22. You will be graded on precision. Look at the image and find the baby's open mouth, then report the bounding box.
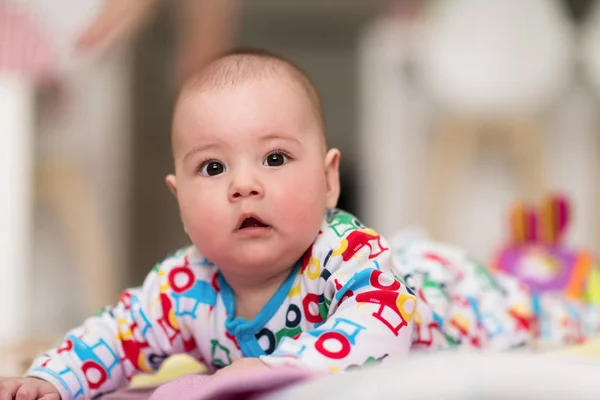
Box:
[238,217,269,229]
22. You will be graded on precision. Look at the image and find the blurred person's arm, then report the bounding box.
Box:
[76,0,160,55]
[176,0,240,81]
[76,0,240,82]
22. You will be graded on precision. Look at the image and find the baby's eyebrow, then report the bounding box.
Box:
[183,142,223,162]
[260,133,301,145]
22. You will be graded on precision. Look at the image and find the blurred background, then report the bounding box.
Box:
[2,0,600,370]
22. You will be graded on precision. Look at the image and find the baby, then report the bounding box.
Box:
[2,48,596,400]
[0,49,444,400]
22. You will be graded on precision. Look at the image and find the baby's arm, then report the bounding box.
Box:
[262,237,422,371]
[23,248,205,400]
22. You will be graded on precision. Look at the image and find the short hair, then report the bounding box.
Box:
[176,47,325,130]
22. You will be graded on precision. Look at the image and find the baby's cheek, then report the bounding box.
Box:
[274,174,325,224]
[180,193,227,241]
[186,216,228,264]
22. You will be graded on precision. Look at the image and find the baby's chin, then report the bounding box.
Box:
[209,244,300,276]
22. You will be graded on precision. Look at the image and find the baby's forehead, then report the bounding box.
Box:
[173,52,326,149]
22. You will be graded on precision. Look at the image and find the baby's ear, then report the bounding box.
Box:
[165,174,178,197]
[324,149,341,209]
[165,174,189,234]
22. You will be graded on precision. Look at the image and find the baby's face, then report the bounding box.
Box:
[168,75,339,280]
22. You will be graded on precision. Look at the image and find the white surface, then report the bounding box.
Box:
[0,77,34,342]
[263,352,600,399]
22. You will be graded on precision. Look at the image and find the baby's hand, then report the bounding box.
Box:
[0,377,59,400]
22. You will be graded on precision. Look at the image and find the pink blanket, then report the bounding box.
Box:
[102,366,317,400]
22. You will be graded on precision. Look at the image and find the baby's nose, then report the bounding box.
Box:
[231,187,261,199]
[229,172,264,200]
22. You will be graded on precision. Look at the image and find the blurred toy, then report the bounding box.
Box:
[494,194,600,307]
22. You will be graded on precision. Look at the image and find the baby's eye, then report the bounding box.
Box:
[263,152,289,167]
[199,161,226,176]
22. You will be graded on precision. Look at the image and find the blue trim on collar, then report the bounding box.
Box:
[219,261,301,357]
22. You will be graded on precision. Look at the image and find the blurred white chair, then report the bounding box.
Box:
[418,0,575,252]
[0,0,126,374]
[357,0,432,237]
[0,3,57,373]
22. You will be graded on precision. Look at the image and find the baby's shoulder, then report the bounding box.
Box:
[308,209,390,270]
[318,209,373,242]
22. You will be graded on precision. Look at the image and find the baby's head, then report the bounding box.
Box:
[166,48,340,284]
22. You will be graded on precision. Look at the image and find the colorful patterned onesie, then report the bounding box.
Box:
[25,210,598,399]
